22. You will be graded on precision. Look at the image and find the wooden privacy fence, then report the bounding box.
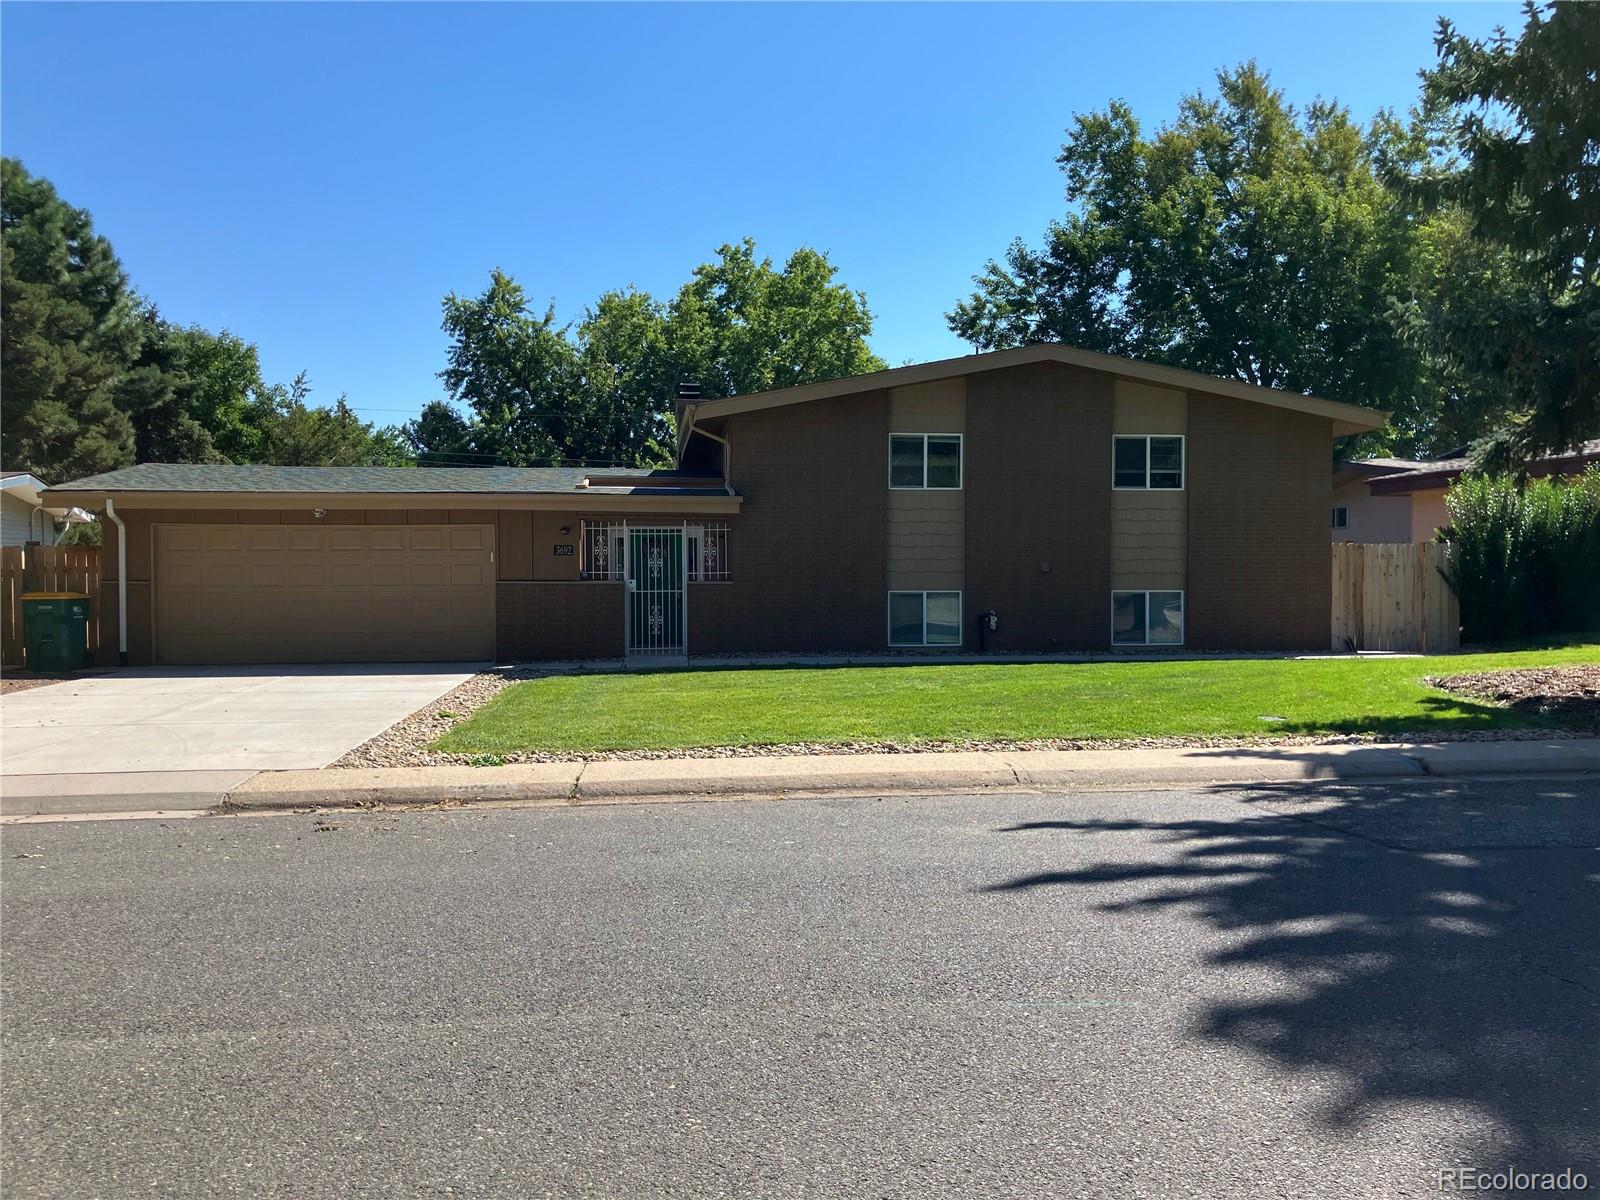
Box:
[1332,542,1459,653]
[1,544,103,668]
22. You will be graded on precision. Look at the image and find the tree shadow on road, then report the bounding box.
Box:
[981,779,1600,1175]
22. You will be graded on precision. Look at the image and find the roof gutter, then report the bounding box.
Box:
[104,498,128,666]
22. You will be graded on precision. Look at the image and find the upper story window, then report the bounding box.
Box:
[890,434,963,490]
[1332,506,1349,529]
[1113,435,1184,490]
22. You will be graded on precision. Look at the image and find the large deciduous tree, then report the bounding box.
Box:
[947,66,1523,457]
[1408,0,1599,469]
[121,307,266,464]
[438,268,587,466]
[664,238,885,398]
[437,240,885,468]
[1,157,140,480]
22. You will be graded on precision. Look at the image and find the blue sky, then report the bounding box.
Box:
[3,2,1521,429]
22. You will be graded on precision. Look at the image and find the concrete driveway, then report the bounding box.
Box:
[0,664,480,813]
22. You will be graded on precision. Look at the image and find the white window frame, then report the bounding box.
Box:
[1111,589,1185,646]
[1112,434,1185,491]
[888,433,964,491]
[1332,506,1349,529]
[887,590,964,647]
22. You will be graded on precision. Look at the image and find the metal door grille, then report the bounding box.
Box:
[625,527,686,656]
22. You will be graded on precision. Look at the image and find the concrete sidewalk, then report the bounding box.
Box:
[207,738,1600,815]
[3,739,1594,822]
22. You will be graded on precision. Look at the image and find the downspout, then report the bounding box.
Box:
[104,498,128,666]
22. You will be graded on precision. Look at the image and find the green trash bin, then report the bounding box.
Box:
[21,592,91,672]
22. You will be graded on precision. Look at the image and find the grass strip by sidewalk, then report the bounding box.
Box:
[432,642,1600,755]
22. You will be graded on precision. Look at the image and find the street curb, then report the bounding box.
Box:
[214,740,1600,814]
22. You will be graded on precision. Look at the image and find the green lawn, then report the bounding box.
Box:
[433,642,1600,755]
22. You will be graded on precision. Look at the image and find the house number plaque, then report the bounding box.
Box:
[553,544,574,556]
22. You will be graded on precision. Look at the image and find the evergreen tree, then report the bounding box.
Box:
[1,157,140,480]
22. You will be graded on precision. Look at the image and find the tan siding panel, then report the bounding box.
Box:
[887,489,964,590]
[1113,380,1187,433]
[889,378,966,432]
[1110,491,1186,589]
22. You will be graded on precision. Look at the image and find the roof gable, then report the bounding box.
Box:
[682,343,1387,438]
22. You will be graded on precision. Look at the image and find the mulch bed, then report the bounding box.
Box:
[1430,665,1600,734]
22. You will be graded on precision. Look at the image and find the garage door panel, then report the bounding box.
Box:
[410,562,448,587]
[165,562,206,589]
[368,564,410,588]
[156,523,494,664]
[205,563,249,588]
[243,528,285,552]
[325,562,370,587]
[164,527,204,553]
[449,526,489,551]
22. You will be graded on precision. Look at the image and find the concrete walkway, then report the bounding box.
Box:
[5,733,1594,823]
[0,664,481,814]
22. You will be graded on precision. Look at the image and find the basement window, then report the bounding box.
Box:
[1112,591,1184,646]
[888,591,963,647]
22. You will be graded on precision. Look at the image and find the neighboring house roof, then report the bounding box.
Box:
[42,463,741,512]
[1,470,94,523]
[680,342,1390,441]
[1366,439,1600,496]
[1331,457,1430,488]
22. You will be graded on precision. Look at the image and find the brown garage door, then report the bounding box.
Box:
[155,523,495,664]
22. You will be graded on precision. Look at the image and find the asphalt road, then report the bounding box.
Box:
[3,780,1597,1199]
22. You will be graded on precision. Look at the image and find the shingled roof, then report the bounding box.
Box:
[44,463,728,498]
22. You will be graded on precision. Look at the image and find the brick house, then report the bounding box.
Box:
[46,344,1384,666]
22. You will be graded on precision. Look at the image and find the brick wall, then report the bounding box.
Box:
[964,362,1114,651]
[688,392,889,653]
[1187,393,1331,650]
[496,581,623,660]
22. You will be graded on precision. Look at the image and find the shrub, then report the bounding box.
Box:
[1443,467,1600,642]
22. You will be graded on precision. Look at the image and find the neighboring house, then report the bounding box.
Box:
[0,470,93,546]
[45,343,1384,666]
[1333,440,1600,544]
[1330,458,1426,544]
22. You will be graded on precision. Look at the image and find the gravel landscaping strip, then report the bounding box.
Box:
[332,663,1589,769]
[0,671,106,695]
